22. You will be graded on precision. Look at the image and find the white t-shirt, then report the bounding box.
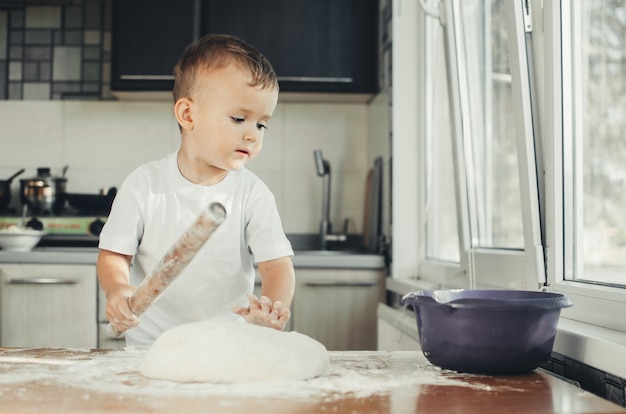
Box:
[98,152,293,349]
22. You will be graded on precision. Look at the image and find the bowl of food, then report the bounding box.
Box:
[401,289,573,375]
[0,225,46,252]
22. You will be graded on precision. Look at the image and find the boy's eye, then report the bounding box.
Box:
[231,116,268,130]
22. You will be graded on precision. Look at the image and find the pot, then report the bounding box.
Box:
[0,169,25,212]
[66,187,117,215]
[20,167,68,214]
[401,289,573,375]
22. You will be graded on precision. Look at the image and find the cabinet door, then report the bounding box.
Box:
[111,0,199,91]
[0,264,97,348]
[203,0,378,94]
[293,269,384,350]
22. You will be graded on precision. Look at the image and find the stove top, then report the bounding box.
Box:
[0,216,104,248]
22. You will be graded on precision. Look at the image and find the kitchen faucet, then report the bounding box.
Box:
[313,149,347,250]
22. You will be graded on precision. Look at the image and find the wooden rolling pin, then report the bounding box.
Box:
[108,202,227,338]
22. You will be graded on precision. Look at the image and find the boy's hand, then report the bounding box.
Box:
[106,284,140,334]
[232,293,291,331]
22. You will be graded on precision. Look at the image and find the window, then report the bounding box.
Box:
[407,1,626,334]
[424,0,459,264]
[552,0,626,332]
[458,0,524,250]
[563,0,626,287]
[424,0,545,289]
[398,0,626,375]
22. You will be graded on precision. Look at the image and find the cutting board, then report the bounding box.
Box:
[363,157,383,253]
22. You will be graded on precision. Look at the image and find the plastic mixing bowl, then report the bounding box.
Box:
[401,289,573,375]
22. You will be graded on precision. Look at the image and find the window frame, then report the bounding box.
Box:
[424,0,546,290]
[545,0,626,333]
[416,0,465,286]
[397,0,626,335]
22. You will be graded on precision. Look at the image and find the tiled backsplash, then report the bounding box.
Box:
[0,0,111,100]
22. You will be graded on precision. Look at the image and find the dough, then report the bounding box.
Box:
[140,320,330,383]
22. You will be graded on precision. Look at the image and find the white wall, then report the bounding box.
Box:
[0,99,379,235]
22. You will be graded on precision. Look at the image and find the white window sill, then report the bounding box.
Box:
[555,318,626,379]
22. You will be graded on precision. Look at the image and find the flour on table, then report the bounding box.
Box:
[140,320,330,383]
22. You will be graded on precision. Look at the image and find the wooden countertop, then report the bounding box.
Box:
[0,347,624,414]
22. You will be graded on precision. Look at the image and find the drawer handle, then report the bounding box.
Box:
[277,76,353,83]
[9,278,79,285]
[304,280,378,287]
[121,75,354,83]
[120,75,175,80]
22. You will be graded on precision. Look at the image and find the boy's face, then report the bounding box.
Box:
[176,64,278,177]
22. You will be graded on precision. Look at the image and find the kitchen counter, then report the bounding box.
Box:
[0,347,624,414]
[0,247,99,264]
[0,247,386,269]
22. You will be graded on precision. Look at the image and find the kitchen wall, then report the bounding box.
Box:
[0,99,382,235]
[0,0,390,236]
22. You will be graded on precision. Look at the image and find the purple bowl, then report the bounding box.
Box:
[401,289,573,375]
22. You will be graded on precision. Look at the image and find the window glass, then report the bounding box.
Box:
[459,0,524,249]
[426,10,460,262]
[564,0,626,286]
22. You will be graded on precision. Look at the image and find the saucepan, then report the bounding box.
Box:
[401,289,573,375]
[20,167,68,214]
[0,169,25,212]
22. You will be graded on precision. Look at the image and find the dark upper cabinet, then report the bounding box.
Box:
[203,0,378,94]
[111,0,378,95]
[110,0,199,92]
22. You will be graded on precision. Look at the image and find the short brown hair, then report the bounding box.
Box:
[173,33,278,102]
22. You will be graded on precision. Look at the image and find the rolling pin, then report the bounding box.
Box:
[107,202,227,338]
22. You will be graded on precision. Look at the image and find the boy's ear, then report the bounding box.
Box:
[174,98,194,130]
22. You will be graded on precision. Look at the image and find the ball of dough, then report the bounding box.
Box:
[140,320,330,383]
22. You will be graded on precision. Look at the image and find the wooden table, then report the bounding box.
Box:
[0,347,624,413]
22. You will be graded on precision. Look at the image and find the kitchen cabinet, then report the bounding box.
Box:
[376,302,421,351]
[97,286,126,349]
[98,324,125,350]
[97,279,279,350]
[203,0,378,94]
[253,275,294,332]
[111,0,378,95]
[110,0,200,92]
[0,264,97,348]
[292,268,385,351]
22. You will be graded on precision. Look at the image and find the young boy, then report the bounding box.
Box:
[97,34,295,349]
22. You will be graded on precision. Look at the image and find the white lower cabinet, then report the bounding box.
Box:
[0,264,97,348]
[376,303,421,351]
[292,269,385,351]
[98,323,126,349]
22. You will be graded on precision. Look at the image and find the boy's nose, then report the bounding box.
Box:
[244,129,259,142]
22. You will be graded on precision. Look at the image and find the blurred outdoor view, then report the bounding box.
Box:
[570,0,626,286]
